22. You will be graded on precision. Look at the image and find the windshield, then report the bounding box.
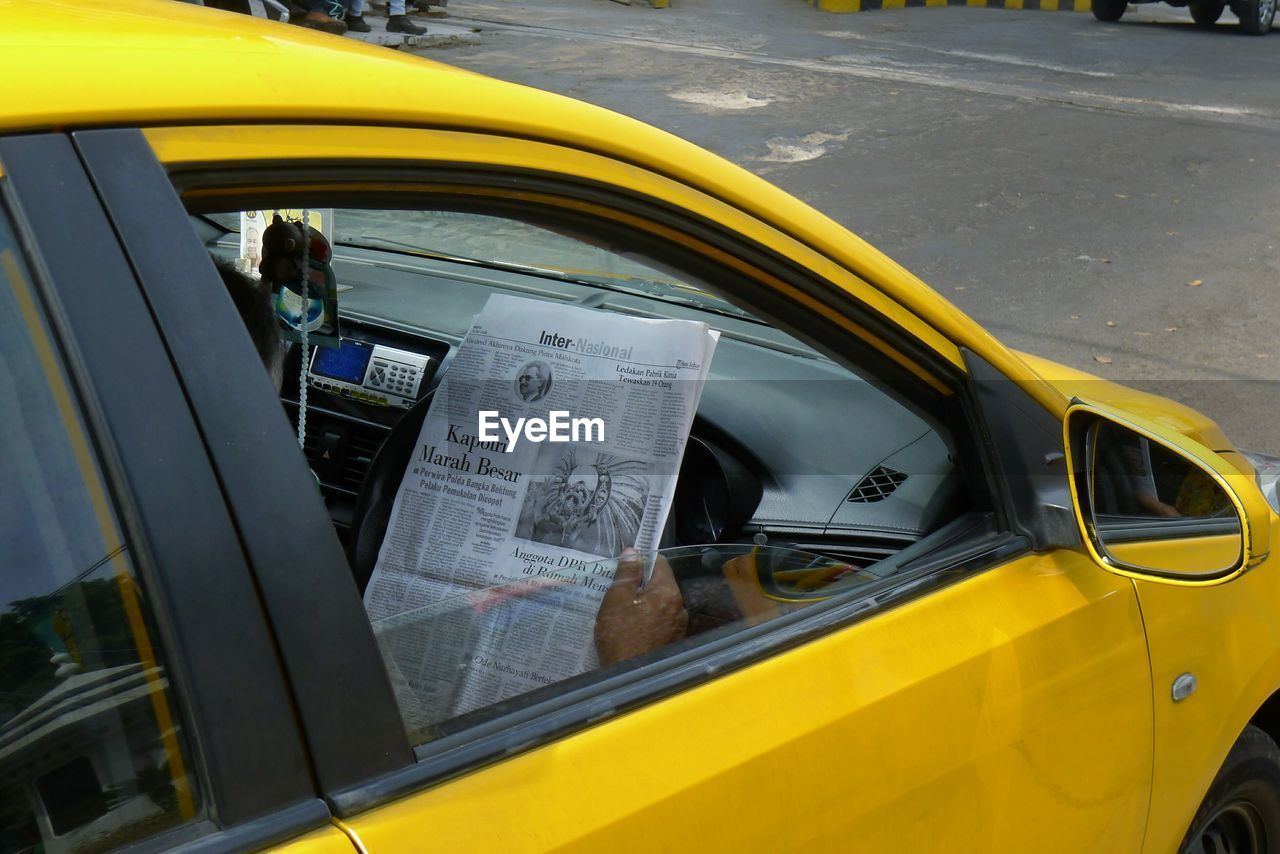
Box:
[206,208,757,321]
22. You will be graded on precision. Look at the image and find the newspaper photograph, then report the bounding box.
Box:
[365,294,718,730]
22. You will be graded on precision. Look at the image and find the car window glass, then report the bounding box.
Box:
[0,206,201,853]
[203,204,967,748]
[373,543,899,744]
[208,208,759,323]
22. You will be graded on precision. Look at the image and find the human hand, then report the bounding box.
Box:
[1137,491,1181,519]
[595,548,688,665]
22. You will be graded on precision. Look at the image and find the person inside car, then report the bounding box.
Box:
[216,258,284,389]
[594,548,688,664]
[216,238,689,669]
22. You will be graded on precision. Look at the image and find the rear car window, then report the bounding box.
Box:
[0,205,202,854]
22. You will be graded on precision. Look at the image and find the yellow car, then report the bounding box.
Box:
[3,2,1280,853]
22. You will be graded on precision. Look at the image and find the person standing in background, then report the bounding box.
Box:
[299,0,350,33]
[346,0,426,34]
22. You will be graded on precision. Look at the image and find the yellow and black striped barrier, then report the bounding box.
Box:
[810,0,1091,10]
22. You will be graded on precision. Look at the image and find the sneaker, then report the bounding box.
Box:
[386,13,426,33]
[345,13,372,31]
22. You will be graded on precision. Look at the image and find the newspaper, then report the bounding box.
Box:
[365,294,718,730]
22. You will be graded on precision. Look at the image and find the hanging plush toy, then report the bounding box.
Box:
[260,214,341,349]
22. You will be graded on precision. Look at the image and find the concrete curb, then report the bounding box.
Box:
[345,18,480,47]
[810,0,1091,11]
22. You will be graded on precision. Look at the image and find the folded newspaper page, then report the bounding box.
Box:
[365,294,718,731]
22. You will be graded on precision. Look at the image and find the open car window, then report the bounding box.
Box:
[198,203,973,747]
[209,208,761,323]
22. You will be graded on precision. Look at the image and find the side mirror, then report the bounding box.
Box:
[1065,402,1271,583]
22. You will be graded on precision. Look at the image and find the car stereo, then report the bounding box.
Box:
[308,338,434,409]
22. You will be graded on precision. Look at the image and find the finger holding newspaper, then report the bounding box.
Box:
[595,548,689,665]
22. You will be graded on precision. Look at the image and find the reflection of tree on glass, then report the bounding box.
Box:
[514,360,552,403]
[0,577,144,724]
[0,212,200,851]
[0,573,194,851]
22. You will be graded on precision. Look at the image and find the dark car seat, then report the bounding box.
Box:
[348,390,434,594]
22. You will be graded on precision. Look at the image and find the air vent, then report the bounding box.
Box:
[848,466,907,503]
[341,430,381,492]
[300,414,389,496]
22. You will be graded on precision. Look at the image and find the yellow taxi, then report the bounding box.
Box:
[3,2,1280,852]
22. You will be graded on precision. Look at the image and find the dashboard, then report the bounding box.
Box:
[308,338,434,409]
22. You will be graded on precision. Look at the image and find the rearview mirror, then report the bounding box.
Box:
[1065,402,1269,583]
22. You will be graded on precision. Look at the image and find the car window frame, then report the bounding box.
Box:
[0,133,331,850]
[106,122,1064,818]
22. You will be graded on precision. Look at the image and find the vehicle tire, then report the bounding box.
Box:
[1237,0,1276,34]
[1191,0,1226,23]
[1181,725,1280,854]
[1092,0,1127,20]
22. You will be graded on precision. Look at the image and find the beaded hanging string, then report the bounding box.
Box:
[296,209,311,450]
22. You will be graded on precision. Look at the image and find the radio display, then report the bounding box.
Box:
[311,339,373,385]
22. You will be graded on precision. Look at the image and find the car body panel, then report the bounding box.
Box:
[129,106,1264,854]
[346,550,1152,852]
[1133,546,1280,854]
[1016,350,1235,453]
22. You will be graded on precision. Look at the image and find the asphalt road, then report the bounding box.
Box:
[416,0,1280,453]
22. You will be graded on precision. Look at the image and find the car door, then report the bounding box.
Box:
[81,123,1155,852]
[0,135,355,853]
